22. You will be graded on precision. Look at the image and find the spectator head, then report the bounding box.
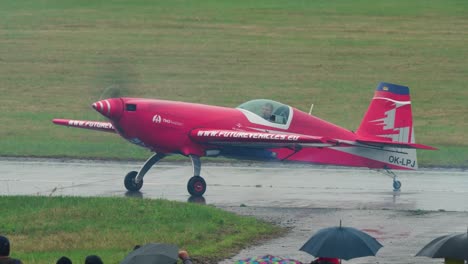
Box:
[0,235,10,257]
[85,255,103,264]
[56,256,72,264]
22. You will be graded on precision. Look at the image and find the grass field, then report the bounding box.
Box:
[0,0,467,166]
[0,196,283,264]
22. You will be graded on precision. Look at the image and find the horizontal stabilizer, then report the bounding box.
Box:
[52,119,116,133]
[356,137,437,150]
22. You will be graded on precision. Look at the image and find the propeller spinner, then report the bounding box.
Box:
[92,98,123,120]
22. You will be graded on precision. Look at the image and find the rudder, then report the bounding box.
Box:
[356,82,415,144]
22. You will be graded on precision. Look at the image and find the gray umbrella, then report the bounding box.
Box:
[299,221,383,260]
[120,243,179,264]
[416,230,468,260]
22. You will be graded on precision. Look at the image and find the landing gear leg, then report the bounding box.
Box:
[187,155,206,197]
[386,168,402,191]
[124,153,166,192]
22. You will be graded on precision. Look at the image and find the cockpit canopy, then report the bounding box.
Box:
[237,99,291,125]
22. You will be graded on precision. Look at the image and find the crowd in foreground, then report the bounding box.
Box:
[0,235,193,264]
[2,234,466,264]
[0,234,345,264]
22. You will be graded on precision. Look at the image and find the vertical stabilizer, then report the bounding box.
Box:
[356,82,415,144]
[354,82,420,169]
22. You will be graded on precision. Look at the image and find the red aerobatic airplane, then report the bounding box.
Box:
[53,82,436,197]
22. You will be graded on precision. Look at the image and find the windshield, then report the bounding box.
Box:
[237,99,290,125]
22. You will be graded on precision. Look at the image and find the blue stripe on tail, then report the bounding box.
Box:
[377,82,409,95]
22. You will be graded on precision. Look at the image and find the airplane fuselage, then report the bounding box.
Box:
[53,82,436,196]
[109,98,412,170]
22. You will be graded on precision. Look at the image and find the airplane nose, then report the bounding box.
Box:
[92,98,123,120]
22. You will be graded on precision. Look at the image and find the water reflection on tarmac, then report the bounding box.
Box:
[1,158,468,264]
[1,158,467,212]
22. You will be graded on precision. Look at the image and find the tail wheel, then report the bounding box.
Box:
[393,180,402,191]
[187,176,206,197]
[124,171,143,192]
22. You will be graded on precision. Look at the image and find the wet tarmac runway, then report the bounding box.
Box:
[1,158,467,212]
[2,158,468,264]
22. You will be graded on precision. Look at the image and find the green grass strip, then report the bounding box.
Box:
[0,196,284,264]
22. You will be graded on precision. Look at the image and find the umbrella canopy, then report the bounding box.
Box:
[120,243,179,264]
[235,254,303,264]
[416,231,468,260]
[300,222,383,260]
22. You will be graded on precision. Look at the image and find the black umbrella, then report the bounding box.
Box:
[416,229,468,260]
[120,243,179,264]
[300,221,383,261]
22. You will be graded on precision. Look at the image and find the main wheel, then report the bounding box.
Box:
[393,180,402,191]
[187,176,206,197]
[124,171,143,192]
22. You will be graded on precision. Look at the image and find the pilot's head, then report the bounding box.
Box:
[261,103,273,119]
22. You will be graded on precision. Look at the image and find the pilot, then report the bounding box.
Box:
[261,102,274,120]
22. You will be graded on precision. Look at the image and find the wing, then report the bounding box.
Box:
[189,129,338,148]
[189,129,436,151]
[52,119,116,133]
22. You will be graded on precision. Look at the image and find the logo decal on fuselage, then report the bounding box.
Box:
[197,130,300,141]
[152,114,183,126]
[152,115,162,123]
